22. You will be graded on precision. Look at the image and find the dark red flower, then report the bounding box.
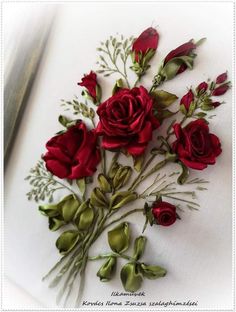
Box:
[216,72,227,84]
[212,84,229,96]
[212,101,221,108]
[164,40,196,74]
[78,71,100,102]
[172,119,222,170]
[196,82,208,94]
[132,27,159,62]
[96,86,160,156]
[43,122,100,179]
[152,201,177,226]
[180,89,194,111]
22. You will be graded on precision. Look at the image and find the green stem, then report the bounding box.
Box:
[130,159,169,191]
[162,194,200,207]
[102,208,144,232]
[88,252,136,262]
[101,149,106,175]
[108,151,120,176]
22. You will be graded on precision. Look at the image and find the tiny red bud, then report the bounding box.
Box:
[180,89,194,110]
[212,84,229,96]
[212,101,221,108]
[216,72,227,84]
[196,82,208,94]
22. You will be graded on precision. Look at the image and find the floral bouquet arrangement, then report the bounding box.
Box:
[26,26,231,307]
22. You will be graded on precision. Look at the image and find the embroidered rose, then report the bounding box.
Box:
[96,86,160,156]
[152,201,177,226]
[172,119,222,170]
[43,122,100,179]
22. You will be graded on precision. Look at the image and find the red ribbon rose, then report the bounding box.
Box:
[180,89,194,111]
[172,119,222,170]
[152,201,177,226]
[43,122,100,179]
[96,86,160,156]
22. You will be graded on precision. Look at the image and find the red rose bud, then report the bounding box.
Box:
[196,82,208,94]
[132,27,159,62]
[212,101,221,108]
[172,119,222,170]
[78,71,101,103]
[216,72,227,84]
[212,83,229,96]
[164,40,196,74]
[152,201,177,226]
[180,89,194,111]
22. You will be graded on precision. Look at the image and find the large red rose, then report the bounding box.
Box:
[152,201,177,226]
[172,119,222,170]
[96,86,160,156]
[43,122,100,179]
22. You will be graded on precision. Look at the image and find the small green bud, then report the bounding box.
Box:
[98,174,112,193]
[90,187,109,208]
[140,263,167,279]
[113,166,132,190]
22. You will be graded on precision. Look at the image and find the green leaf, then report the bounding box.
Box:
[58,115,70,128]
[177,162,190,185]
[97,256,117,282]
[195,112,207,118]
[132,236,147,261]
[120,263,143,292]
[61,195,80,222]
[90,187,108,208]
[76,178,86,197]
[151,90,178,108]
[133,154,144,172]
[39,203,59,217]
[195,37,206,47]
[179,104,187,115]
[187,101,196,117]
[55,230,81,255]
[140,263,167,279]
[49,217,66,231]
[98,174,112,193]
[76,205,94,231]
[108,222,130,253]
[112,78,124,95]
[110,191,137,210]
[113,166,132,190]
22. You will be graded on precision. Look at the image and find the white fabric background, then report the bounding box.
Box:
[4,1,233,310]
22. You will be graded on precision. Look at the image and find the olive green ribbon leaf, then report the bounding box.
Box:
[113,166,132,190]
[200,97,214,111]
[55,230,81,255]
[132,154,145,172]
[108,161,121,179]
[130,49,156,77]
[132,236,147,261]
[187,101,197,117]
[76,178,86,198]
[112,78,124,95]
[39,194,80,224]
[90,187,109,208]
[61,195,80,223]
[97,174,112,193]
[151,90,178,109]
[97,256,117,282]
[140,263,167,279]
[177,161,190,185]
[120,263,143,292]
[49,216,66,231]
[108,222,130,253]
[110,191,137,210]
[73,200,94,230]
[142,202,154,233]
[159,55,195,81]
